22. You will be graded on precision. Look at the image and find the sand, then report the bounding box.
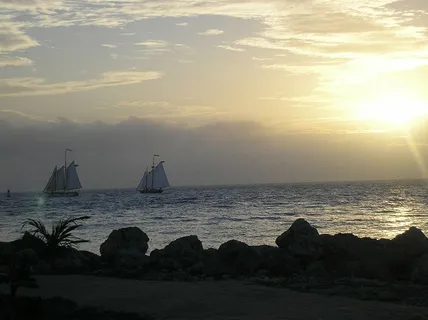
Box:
[17,275,428,320]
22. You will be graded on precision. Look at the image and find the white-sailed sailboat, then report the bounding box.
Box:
[137,154,170,193]
[43,149,82,197]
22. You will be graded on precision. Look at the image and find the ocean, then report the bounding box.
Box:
[1,180,428,254]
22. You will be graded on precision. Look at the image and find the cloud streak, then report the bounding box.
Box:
[0,55,33,67]
[0,22,39,53]
[0,71,163,97]
[198,29,224,36]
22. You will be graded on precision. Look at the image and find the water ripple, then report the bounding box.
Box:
[1,180,428,253]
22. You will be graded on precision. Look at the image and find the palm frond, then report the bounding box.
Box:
[21,215,90,253]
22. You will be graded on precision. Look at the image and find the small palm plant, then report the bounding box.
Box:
[22,216,90,257]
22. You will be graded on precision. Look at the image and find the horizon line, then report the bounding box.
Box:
[4,177,428,194]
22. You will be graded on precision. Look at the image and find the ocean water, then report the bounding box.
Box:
[1,180,428,254]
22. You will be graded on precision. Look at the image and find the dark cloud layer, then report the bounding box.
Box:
[0,116,426,192]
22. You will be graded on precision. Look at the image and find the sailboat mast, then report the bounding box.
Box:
[152,154,159,190]
[54,166,57,194]
[65,148,72,191]
[64,149,67,190]
[145,167,148,190]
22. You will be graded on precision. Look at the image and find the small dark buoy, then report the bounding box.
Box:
[6,189,11,198]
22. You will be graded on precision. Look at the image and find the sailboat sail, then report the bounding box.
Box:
[44,166,57,192]
[153,162,169,188]
[137,170,148,190]
[66,161,82,190]
[56,166,66,190]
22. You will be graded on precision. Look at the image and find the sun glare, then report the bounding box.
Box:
[355,95,428,127]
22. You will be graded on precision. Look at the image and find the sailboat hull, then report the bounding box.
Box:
[45,191,79,197]
[139,189,163,194]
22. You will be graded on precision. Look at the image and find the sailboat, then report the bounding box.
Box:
[136,154,170,193]
[43,149,82,197]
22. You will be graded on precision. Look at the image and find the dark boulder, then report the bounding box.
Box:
[199,248,224,277]
[80,250,102,270]
[392,227,428,256]
[51,248,95,274]
[320,233,393,279]
[0,233,46,264]
[218,240,262,276]
[253,245,299,276]
[162,235,203,267]
[319,232,425,281]
[411,254,428,284]
[100,227,149,268]
[276,218,321,263]
[150,235,204,271]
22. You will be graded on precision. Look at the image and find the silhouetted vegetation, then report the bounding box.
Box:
[21,216,90,256]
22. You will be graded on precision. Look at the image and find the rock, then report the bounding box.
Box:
[151,235,204,270]
[100,227,149,268]
[305,261,327,277]
[392,227,428,256]
[320,233,395,280]
[188,262,205,275]
[408,314,428,320]
[276,218,321,263]
[0,241,17,256]
[411,254,428,284]
[16,248,38,265]
[200,248,224,277]
[33,260,52,274]
[253,245,299,276]
[53,248,85,273]
[80,250,102,270]
[218,240,262,276]
[163,235,203,256]
[50,248,100,274]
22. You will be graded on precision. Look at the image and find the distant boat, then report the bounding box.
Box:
[136,154,170,194]
[6,189,10,198]
[43,149,82,197]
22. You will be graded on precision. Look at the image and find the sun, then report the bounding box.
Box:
[355,94,428,127]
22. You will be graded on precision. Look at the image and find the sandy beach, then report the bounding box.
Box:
[17,275,428,320]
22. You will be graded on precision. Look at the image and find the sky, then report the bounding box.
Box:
[1,0,428,191]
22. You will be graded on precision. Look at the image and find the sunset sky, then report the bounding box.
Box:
[1,0,428,190]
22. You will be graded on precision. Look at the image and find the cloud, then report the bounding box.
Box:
[217,45,245,52]
[134,40,168,48]
[101,44,117,48]
[177,59,193,64]
[133,40,171,56]
[198,29,224,36]
[115,100,224,125]
[1,115,426,192]
[252,57,272,61]
[0,22,39,53]
[0,0,55,11]
[0,71,163,97]
[2,0,428,132]
[0,109,48,126]
[0,55,33,67]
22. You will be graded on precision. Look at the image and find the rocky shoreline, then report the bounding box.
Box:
[2,218,428,305]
